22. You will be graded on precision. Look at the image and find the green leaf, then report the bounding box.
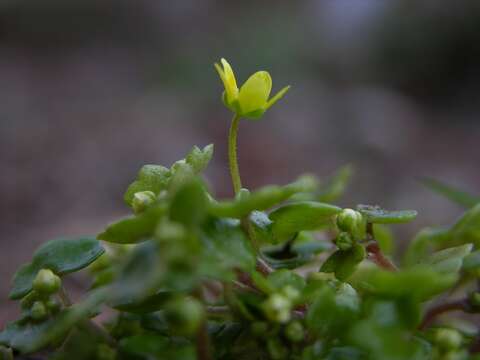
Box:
[424,244,473,274]
[110,291,174,314]
[317,164,353,202]
[262,240,331,270]
[98,206,165,244]
[357,205,417,224]
[269,201,341,242]
[185,144,214,173]
[120,334,195,360]
[10,237,105,300]
[420,177,480,209]
[320,244,366,281]
[1,289,107,354]
[200,218,255,280]
[249,211,274,244]
[208,175,317,218]
[124,165,170,206]
[374,224,394,255]
[170,179,207,228]
[463,250,480,272]
[359,266,457,301]
[267,269,306,292]
[449,203,480,247]
[403,228,449,267]
[306,283,359,336]
[109,241,164,303]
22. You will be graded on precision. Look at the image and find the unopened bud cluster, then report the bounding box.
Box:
[335,208,365,250]
[21,269,62,322]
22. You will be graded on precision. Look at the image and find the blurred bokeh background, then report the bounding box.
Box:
[1,0,480,323]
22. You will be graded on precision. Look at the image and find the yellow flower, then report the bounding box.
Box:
[215,58,290,120]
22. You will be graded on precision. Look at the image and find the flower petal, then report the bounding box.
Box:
[238,71,272,115]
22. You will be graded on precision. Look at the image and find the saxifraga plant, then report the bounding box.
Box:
[1,58,480,360]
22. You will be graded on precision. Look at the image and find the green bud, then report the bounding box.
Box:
[335,232,353,251]
[336,208,362,233]
[280,285,301,303]
[164,297,205,337]
[435,328,463,351]
[45,298,61,313]
[20,290,40,310]
[285,321,304,343]
[132,190,156,214]
[236,188,250,201]
[30,301,48,321]
[32,269,61,295]
[263,294,292,324]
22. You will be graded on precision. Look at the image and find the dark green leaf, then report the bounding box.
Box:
[170,179,207,228]
[124,165,170,206]
[357,205,417,224]
[120,334,195,360]
[10,237,105,300]
[269,201,341,242]
[249,211,274,244]
[403,228,449,267]
[463,250,480,272]
[320,244,366,281]
[98,206,165,244]
[420,177,480,209]
[200,218,255,280]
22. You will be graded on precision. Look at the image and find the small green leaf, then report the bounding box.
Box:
[10,237,105,300]
[200,218,255,280]
[98,206,165,244]
[320,244,366,281]
[360,266,457,301]
[269,201,341,242]
[208,176,317,218]
[424,244,473,274]
[449,203,480,247]
[267,269,306,292]
[110,291,174,313]
[120,334,195,360]
[262,240,331,270]
[357,205,417,224]
[317,164,353,202]
[170,179,208,228]
[403,228,449,267]
[185,144,214,173]
[124,165,170,206]
[374,224,394,255]
[463,250,480,272]
[420,177,480,209]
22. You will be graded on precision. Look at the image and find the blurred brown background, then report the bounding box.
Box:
[1,0,480,324]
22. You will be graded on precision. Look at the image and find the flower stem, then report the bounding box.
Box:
[228,114,242,195]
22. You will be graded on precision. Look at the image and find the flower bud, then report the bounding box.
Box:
[30,301,48,321]
[434,328,462,351]
[335,232,353,251]
[45,298,61,314]
[32,269,61,295]
[263,294,292,323]
[336,209,362,233]
[132,191,156,214]
[164,297,205,337]
[285,321,304,343]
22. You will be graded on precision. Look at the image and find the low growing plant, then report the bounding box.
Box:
[1,59,480,360]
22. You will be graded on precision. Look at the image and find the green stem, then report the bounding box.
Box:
[228,114,242,195]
